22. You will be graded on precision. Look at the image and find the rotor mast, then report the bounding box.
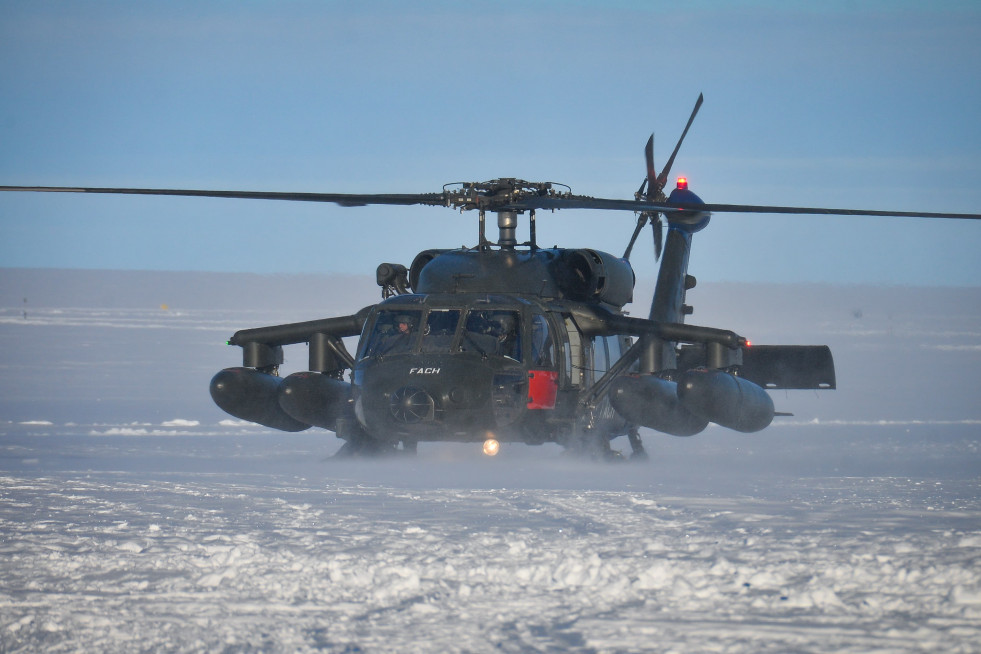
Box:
[491,209,537,249]
[497,210,519,248]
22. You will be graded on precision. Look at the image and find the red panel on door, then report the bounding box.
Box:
[527,370,559,409]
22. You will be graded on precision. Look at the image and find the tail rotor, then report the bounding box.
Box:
[624,93,704,262]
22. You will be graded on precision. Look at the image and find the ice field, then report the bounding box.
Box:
[1,269,979,652]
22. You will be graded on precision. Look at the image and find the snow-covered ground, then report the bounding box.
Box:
[1,270,980,653]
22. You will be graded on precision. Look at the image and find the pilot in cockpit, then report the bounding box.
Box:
[491,314,520,360]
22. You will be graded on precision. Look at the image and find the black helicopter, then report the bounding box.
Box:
[3,95,979,459]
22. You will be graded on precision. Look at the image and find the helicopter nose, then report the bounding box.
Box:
[389,386,437,424]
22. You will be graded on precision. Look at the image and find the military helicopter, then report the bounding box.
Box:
[3,95,980,459]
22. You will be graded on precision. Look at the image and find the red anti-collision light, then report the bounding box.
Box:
[676,177,688,190]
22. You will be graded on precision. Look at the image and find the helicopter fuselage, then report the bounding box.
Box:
[349,290,632,448]
[208,193,835,457]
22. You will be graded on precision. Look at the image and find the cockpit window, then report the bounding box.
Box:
[420,309,461,353]
[362,309,423,357]
[460,310,521,360]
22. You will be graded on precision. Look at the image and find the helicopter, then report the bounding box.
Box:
[3,94,980,459]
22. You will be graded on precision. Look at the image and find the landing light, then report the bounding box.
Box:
[676,177,688,190]
[482,438,501,456]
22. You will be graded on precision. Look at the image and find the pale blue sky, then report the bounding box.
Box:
[1,0,979,285]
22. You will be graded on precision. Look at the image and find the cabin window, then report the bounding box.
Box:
[362,309,423,357]
[563,316,583,387]
[530,314,556,368]
[612,335,632,365]
[593,335,610,378]
[460,310,521,361]
[421,309,461,353]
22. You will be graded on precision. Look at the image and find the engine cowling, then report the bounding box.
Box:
[552,249,635,307]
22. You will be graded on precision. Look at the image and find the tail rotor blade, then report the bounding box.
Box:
[636,134,655,200]
[644,134,656,199]
[623,213,649,260]
[628,134,661,261]
[652,217,663,261]
[655,92,703,193]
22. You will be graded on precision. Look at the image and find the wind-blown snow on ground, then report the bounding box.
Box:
[3,462,980,653]
[1,270,980,652]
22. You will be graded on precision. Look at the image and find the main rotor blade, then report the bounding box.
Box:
[694,202,981,221]
[502,194,981,220]
[3,184,979,220]
[0,184,684,214]
[0,185,446,208]
[502,195,684,213]
[655,92,703,192]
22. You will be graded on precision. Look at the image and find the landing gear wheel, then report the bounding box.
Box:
[627,427,649,462]
[331,421,399,458]
[332,436,398,458]
[562,428,622,461]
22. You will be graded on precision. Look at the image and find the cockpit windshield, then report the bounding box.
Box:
[421,309,461,353]
[361,306,524,360]
[460,309,521,361]
[362,309,423,357]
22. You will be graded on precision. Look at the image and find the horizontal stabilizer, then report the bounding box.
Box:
[739,345,835,389]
